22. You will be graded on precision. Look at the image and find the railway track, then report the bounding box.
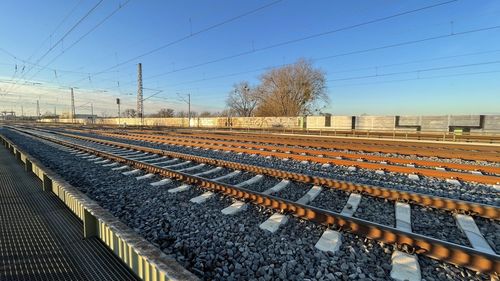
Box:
[26,126,500,208]
[175,128,500,144]
[162,131,500,162]
[176,130,500,152]
[5,126,499,279]
[75,129,500,185]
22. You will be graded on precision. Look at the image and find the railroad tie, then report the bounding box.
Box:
[235,175,264,188]
[390,202,421,281]
[262,180,290,195]
[142,156,168,163]
[103,162,119,167]
[259,213,288,233]
[136,173,155,180]
[87,157,103,162]
[128,153,156,160]
[151,179,173,186]
[111,165,129,171]
[193,167,223,177]
[296,185,323,205]
[177,163,206,173]
[454,214,495,255]
[221,200,248,215]
[190,192,214,204]
[220,175,264,215]
[168,184,191,193]
[259,185,323,233]
[314,193,362,253]
[122,169,141,176]
[408,174,420,181]
[162,160,191,169]
[446,179,462,186]
[212,170,241,182]
[153,158,179,166]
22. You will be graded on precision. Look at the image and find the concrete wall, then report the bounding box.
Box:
[39,115,500,133]
[355,116,396,131]
[306,116,326,129]
[472,115,500,133]
[331,116,354,130]
[225,117,302,128]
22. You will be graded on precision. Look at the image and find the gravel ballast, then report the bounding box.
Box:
[1,127,495,281]
[62,130,500,207]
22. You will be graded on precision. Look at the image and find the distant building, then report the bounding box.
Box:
[0,111,16,120]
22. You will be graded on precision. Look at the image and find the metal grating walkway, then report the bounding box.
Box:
[0,146,139,281]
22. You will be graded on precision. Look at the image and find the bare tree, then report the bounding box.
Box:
[226,81,258,117]
[175,110,186,118]
[150,108,174,118]
[254,59,328,116]
[123,108,137,118]
[199,111,214,117]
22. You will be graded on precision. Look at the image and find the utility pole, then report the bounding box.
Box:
[177,93,191,128]
[54,106,57,123]
[21,105,23,118]
[116,98,121,126]
[91,103,94,124]
[137,63,143,126]
[36,100,40,121]
[70,87,75,123]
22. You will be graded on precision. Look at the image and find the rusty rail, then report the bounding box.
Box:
[89,131,500,185]
[28,127,499,219]
[96,131,500,175]
[164,131,500,162]
[177,129,500,152]
[13,126,500,275]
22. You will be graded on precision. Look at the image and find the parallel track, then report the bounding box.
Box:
[165,131,500,162]
[86,130,500,185]
[9,126,500,276]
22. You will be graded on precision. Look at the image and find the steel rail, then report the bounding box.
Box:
[173,128,500,145]
[12,127,500,275]
[27,128,499,220]
[175,129,500,153]
[95,131,500,175]
[164,131,500,162]
[88,131,500,185]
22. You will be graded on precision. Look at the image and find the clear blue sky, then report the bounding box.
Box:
[1,0,499,116]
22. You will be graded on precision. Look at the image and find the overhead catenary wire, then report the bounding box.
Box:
[85,0,284,79]
[326,60,500,82]
[4,0,105,95]
[24,0,105,78]
[157,48,500,89]
[329,69,500,88]
[30,0,134,79]
[83,23,500,92]
[141,25,500,85]
[135,0,459,82]
[3,1,500,115]
[24,0,85,64]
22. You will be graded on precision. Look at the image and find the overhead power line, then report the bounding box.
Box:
[27,0,105,77]
[138,0,458,82]
[148,25,500,81]
[330,69,500,88]
[31,0,133,78]
[159,48,500,88]
[25,0,85,64]
[326,60,500,82]
[5,0,105,94]
[89,0,284,77]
